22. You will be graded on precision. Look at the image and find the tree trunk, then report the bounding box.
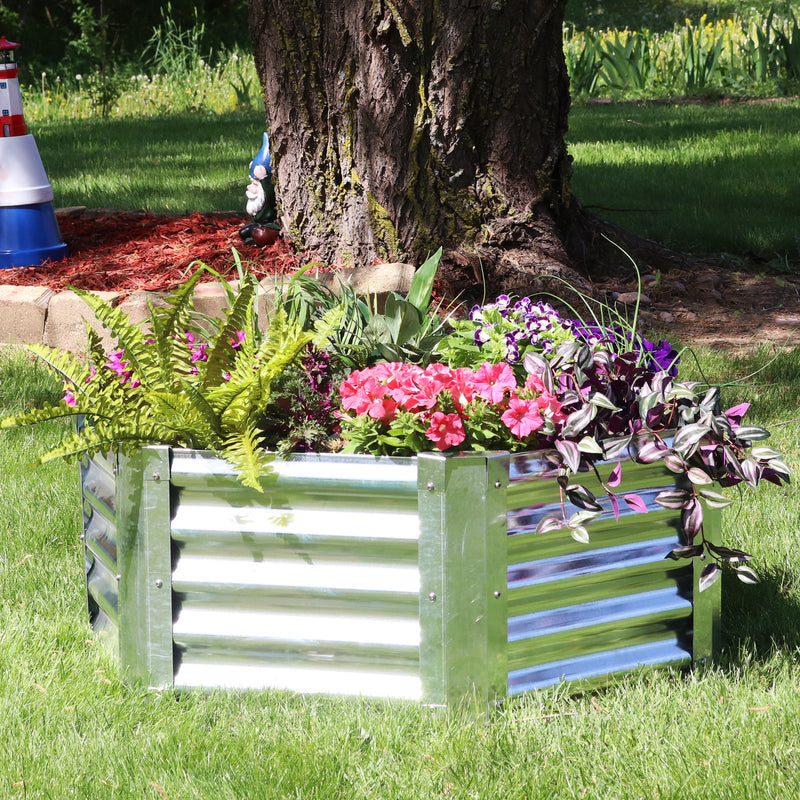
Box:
[248,0,597,298]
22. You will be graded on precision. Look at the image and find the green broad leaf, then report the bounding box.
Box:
[734,566,759,585]
[577,436,604,455]
[569,525,590,544]
[698,563,721,592]
[405,247,442,311]
[686,467,714,485]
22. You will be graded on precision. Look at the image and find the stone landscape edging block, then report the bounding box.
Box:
[0,261,414,353]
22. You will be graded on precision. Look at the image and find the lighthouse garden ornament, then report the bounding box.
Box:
[0,36,68,268]
[3,256,789,704]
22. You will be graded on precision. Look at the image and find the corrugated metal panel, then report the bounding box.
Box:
[80,451,119,654]
[86,444,719,704]
[168,451,424,699]
[504,450,700,694]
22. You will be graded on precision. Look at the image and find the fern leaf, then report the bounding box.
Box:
[218,423,276,492]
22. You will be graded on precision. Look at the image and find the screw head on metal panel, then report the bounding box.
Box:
[115,574,121,582]
[426,481,435,491]
[493,590,502,599]
[428,592,437,602]
[155,579,164,588]
[495,481,502,489]
[152,471,161,482]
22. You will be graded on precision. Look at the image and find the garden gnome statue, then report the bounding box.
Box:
[0,36,68,268]
[239,132,280,246]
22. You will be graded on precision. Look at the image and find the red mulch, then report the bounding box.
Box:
[1,210,312,293]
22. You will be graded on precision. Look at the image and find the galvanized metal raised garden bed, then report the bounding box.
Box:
[80,446,720,707]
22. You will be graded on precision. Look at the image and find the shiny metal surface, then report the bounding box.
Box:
[80,451,119,655]
[169,451,424,699]
[504,449,720,694]
[84,443,720,704]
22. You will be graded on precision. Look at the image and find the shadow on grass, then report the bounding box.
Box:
[720,567,800,661]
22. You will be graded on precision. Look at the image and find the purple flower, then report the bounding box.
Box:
[231,331,246,349]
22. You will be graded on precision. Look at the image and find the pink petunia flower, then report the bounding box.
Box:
[474,362,516,404]
[501,397,544,439]
[425,411,466,451]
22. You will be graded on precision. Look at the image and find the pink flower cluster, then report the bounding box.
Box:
[105,349,141,388]
[339,362,565,451]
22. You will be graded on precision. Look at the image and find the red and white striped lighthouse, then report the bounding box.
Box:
[0,36,27,137]
[0,36,68,268]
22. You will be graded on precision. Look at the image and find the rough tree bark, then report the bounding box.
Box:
[247,0,615,298]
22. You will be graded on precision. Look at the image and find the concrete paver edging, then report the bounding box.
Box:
[0,261,415,353]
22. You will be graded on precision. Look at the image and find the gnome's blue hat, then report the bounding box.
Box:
[249,132,271,178]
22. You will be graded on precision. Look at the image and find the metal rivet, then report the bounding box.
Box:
[155,579,164,588]
[493,591,502,599]
[115,574,122,582]
[152,472,161,482]
[494,481,502,489]
[428,592,437,602]
[426,481,435,491]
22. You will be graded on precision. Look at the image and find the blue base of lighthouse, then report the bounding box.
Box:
[0,202,69,269]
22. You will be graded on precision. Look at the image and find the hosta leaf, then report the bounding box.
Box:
[699,563,721,592]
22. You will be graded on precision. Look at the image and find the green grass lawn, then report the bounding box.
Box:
[2,345,800,798]
[567,99,800,264]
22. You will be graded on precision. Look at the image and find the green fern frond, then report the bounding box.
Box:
[33,417,178,464]
[218,423,276,492]
[311,304,345,350]
[149,265,210,383]
[202,279,257,387]
[71,288,160,387]
[1,400,80,429]
[24,343,92,387]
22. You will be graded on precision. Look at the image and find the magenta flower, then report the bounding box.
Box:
[231,331,246,349]
[425,411,466,451]
[501,397,544,439]
[63,382,76,407]
[474,362,516,404]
